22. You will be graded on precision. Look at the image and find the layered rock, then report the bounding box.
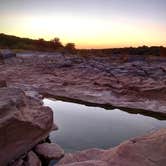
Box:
[1,52,166,116]
[0,87,54,166]
[57,128,166,166]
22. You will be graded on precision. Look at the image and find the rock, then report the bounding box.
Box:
[10,159,24,166]
[0,49,16,58]
[0,87,53,166]
[58,160,108,166]
[35,143,64,160]
[0,80,7,87]
[0,52,4,64]
[0,52,166,116]
[57,128,166,166]
[24,151,41,166]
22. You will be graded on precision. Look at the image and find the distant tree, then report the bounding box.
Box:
[50,37,63,49]
[36,38,46,50]
[64,43,76,54]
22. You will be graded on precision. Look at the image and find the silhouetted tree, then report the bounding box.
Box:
[35,38,46,50]
[50,37,63,49]
[65,43,76,54]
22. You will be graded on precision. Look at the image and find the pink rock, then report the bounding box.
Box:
[35,143,64,160]
[24,151,41,166]
[10,159,24,166]
[0,88,53,166]
[58,160,108,166]
[57,128,166,166]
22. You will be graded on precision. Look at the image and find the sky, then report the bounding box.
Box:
[0,0,166,48]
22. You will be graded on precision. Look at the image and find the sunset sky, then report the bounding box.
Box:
[0,0,165,48]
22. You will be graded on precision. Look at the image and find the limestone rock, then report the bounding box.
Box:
[35,143,64,160]
[10,159,24,166]
[24,151,41,166]
[0,88,53,166]
[57,128,166,166]
[0,49,16,58]
[58,160,108,166]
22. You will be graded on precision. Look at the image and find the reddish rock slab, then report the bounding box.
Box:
[24,151,41,166]
[35,143,64,160]
[58,160,108,166]
[0,88,53,166]
[57,128,166,166]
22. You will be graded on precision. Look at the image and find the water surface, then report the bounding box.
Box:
[43,98,166,152]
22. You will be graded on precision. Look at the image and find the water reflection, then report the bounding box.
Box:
[43,98,166,152]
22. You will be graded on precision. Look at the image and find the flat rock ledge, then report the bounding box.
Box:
[56,128,166,166]
[0,87,54,166]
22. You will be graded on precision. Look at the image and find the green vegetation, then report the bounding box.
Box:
[0,33,165,57]
[0,33,76,53]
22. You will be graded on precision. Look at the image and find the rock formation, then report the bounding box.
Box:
[0,87,54,166]
[56,128,166,166]
[35,143,64,160]
[0,51,165,165]
[0,52,166,116]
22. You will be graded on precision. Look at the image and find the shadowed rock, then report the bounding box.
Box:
[0,49,16,59]
[35,143,64,160]
[0,88,54,166]
[0,80,7,88]
[24,151,41,166]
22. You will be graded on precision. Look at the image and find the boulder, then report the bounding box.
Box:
[35,143,64,160]
[0,49,16,59]
[57,128,166,166]
[24,151,41,166]
[0,88,53,166]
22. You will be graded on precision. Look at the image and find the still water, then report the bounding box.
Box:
[43,98,166,152]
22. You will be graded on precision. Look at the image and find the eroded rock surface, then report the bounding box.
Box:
[0,52,166,116]
[57,128,166,166]
[35,142,64,160]
[24,151,41,166]
[0,87,54,166]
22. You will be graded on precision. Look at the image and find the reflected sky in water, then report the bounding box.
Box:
[43,98,166,152]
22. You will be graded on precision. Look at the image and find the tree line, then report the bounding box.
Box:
[0,33,76,53]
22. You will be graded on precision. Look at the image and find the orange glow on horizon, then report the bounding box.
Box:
[1,14,165,49]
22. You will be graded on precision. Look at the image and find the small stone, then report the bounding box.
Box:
[35,143,64,160]
[24,151,41,166]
